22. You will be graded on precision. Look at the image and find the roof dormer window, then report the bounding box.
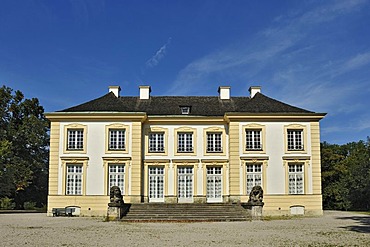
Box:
[180,106,191,115]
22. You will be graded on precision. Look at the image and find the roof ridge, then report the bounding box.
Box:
[58,91,316,115]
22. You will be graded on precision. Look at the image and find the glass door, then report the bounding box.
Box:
[206,167,222,203]
[178,167,193,203]
[149,167,164,202]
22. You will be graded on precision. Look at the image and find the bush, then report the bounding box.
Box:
[23,201,37,210]
[0,197,15,209]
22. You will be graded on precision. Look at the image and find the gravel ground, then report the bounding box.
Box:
[0,211,369,247]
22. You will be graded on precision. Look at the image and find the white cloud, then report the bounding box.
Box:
[164,0,370,144]
[167,0,369,110]
[145,37,172,68]
[342,52,370,72]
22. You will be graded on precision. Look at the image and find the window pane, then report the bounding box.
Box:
[178,132,193,152]
[287,130,303,150]
[246,164,262,194]
[207,133,222,152]
[149,133,165,152]
[246,130,262,150]
[109,129,125,150]
[67,129,84,150]
[108,164,125,194]
[66,164,83,195]
[288,164,304,194]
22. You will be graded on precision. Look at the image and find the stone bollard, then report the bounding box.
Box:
[107,205,123,221]
[242,202,264,220]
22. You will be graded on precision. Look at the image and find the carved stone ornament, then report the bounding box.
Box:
[108,186,124,207]
[248,185,264,205]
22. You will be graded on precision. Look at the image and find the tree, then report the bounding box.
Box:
[0,86,49,209]
[321,142,350,210]
[321,139,370,211]
[343,139,370,210]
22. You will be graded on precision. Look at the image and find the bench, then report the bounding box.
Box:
[52,207,75,217]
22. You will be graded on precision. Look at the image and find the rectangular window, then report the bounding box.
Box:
[149,133,165,152]
[66,164,82,195]
[246,164,262,194]
[207,132,222,152]
[177,132,193,152]
[287,130,303,150]
[180,106,190,115]
[149,167,164,201]
[288,164,304,194]
[108,129,125,150]
[246,130,262,151]
[67,129,84,150]
[108,164,125,195]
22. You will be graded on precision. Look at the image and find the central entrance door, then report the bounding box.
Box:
[149,167,164,202]
[206,167,222,203]
[177,167,193,203]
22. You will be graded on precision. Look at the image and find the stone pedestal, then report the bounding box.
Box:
[242,202,264,220]
[107,206,122,221]
[250,205,263,220]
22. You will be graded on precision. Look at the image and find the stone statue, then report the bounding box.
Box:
[108,186,124,207]
[248,185,264,204]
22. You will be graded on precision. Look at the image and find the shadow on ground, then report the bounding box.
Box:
[337,215,370,233]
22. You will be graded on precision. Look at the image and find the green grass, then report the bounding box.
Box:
[355,211,370,215]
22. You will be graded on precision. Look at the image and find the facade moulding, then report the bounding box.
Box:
[240,156,269,160]
[143,159,171,163]
[101,156,132,160]
[145,116,226,124]
[201,159,229,163]
[45,112,147,122]
[224,113,326,122]
[172,159,200,163]
[282,155,311,160]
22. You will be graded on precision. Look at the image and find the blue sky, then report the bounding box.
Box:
[1,0,369,144]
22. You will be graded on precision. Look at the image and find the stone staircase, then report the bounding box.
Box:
[120,203,250,222]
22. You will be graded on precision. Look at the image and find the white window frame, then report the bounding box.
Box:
[180,106,190,115]
[287,129,304,151]
[206,166,223,202]
[66,164,83,195]
[108,129,126,151]
[148,166,165,202]
[246,163,262,194]
[177,132,193,153]
[149,132,165,153]
[206,132,222,153]
[245,129,262,151]
[177,166,194,202]
[67,129,84,150]
[108,164,125,195]
[288,163,304,194]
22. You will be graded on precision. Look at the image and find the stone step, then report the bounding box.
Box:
[120,203,250,222]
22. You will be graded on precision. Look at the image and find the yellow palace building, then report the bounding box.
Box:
[45,85,325,216]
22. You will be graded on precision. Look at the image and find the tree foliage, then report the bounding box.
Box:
[0,86,49,208]
[321,139,370,211]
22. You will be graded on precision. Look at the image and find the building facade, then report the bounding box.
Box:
[46,85,325,216]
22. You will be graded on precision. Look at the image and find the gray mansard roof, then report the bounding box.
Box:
[59,92,315,116]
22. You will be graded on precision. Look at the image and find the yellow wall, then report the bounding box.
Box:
[310,121,322,195]
[47,195,109,216]
[130,121,142,202]
[48,122,60,195]
[228,121,240,200]
[263,194,323,215]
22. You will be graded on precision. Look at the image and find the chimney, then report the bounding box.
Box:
[139,85,151,100]
[218,86,230,100]
[249,86,261,98]
[109,86,121,97]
